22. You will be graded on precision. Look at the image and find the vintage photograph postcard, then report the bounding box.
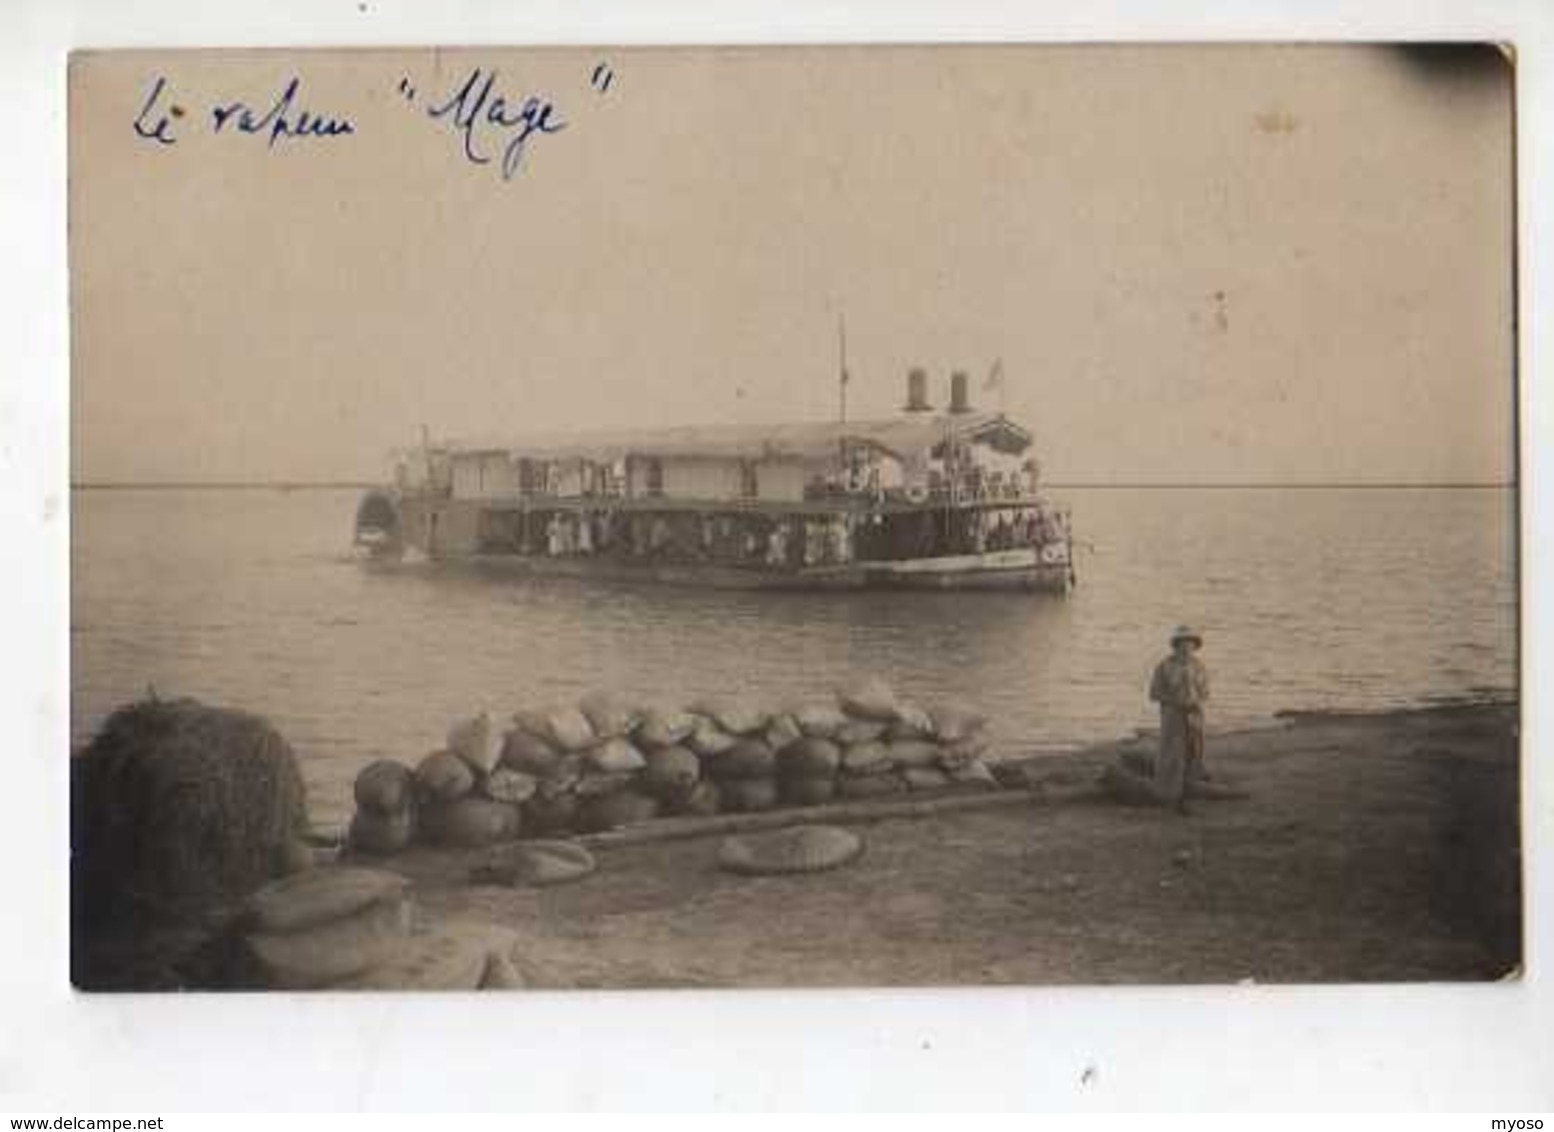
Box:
[68,44,1518,992]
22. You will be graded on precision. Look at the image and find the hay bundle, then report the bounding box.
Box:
[75,696,311,930]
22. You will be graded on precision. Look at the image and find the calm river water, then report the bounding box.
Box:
[71,486,1517,826]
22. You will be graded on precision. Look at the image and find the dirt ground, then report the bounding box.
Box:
[388,700,1521,987]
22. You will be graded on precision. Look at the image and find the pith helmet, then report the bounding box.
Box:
[1170,625,1203,648]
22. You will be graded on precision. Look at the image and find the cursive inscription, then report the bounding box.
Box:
[131,74,354,150]
[211,77,355,146]
[415,68,566,179]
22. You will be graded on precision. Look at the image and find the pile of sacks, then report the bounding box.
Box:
[347,678,1000,854]
[223,866,522,990]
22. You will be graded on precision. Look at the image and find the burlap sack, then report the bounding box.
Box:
[839,677,900,722]
[583,736,647,775]
[419,797,521,848]
[242,890,411,989]
[578,690,642,740]
[836,719,889,746]
[838,773,906,800]
[899,766,952,792]
[886,702,936,740]
[354,759,414,817]
[500,728,565,776]
[840,741,893,776]
[763,713,804,753]
[640,744,701,801]
[932,704,988,744]
[245,867,408,936]
[635,707,698,749]
[348,807,415,855]
[777,737,842,778]
[414,750,475,803]
[777,774,837,807]
[521,791,580,836]
[886,739,941,769]
[575,790,660,833]
[718,777,779,813]
[794,702,849,739]
[666,779,721,817]
[447,712,503,775]
[482,767,538,805]
[687,718,739,758]
[706,737,776,782]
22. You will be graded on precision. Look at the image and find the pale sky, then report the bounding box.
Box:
[69,44,1514,485]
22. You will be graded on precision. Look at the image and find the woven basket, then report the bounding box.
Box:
[717,825,865,876]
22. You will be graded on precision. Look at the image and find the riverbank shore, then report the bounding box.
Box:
[379,699,1519,986]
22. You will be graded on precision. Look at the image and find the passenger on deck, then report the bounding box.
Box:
[767,522,789,568]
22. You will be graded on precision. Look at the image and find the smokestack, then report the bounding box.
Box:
[904,367,931,413]
[948,370,972,414]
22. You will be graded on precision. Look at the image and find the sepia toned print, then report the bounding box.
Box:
[69,44,1517,991]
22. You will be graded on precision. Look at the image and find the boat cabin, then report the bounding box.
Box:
[398,411,1039,509]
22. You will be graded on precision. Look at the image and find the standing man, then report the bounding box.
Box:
[1149,626,1210,809]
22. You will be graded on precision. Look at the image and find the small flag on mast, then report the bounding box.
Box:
[984,358,1005,392]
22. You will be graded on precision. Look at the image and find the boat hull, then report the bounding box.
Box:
[369,494,1074,593]
[437,548,1071,593]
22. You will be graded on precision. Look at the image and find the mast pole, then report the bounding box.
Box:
[838,313,848,429]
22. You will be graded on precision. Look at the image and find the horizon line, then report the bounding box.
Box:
[69,479,1516,491]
